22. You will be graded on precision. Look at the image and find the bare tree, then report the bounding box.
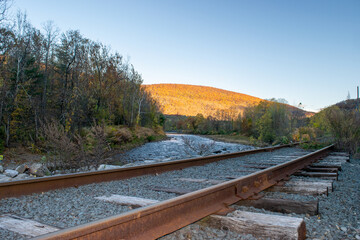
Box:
[0,0,11,23]
[2,11,32,146]
[41,20,59,120]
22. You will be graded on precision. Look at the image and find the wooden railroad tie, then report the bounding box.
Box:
[236,198,319,215]
[205,210,306,240]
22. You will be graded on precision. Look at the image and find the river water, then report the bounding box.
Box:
[113,134,254,166]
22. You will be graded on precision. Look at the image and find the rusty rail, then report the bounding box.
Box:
[34,144,334,240]
[0,143,297,199]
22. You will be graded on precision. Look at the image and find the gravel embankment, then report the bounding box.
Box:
[0,147,310,239]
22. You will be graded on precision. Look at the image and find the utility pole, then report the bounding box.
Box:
[357,86,359,110]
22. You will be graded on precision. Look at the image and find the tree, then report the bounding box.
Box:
[0,0,11,23]
[40,20,58,121]
[0,10,163,149]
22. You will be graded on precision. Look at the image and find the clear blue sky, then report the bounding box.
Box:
[10,0,360,112]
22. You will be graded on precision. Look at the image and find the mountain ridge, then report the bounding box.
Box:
[144,83,312,118]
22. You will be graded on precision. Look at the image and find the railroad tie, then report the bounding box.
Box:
[95,194,159,208]
[236,198,319,215]
[0,214,59,238]
[205,210,306,240]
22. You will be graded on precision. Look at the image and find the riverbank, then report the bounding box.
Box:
[0,133,253,182]
[0,126,167,171]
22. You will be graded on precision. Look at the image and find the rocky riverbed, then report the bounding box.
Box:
[113,133,255,166]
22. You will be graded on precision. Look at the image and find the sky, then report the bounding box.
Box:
[9,0,360,112]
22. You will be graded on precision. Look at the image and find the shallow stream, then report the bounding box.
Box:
[113,134,255,166]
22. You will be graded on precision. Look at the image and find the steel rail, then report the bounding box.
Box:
[0,143,298,199]
[35,144,334,240]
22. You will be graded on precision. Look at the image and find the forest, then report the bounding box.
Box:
[0,2,164,168]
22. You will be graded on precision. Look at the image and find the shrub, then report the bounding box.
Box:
[134,127,155,139]
[111,127,133,144]
[279,136,289,144]
[41,120,81,170]
[311,106,360,155]
[42,121,111,171]
[86,123,111,158]
[147,135,156,142]
[292,127,317,142]
[301,134,311,142]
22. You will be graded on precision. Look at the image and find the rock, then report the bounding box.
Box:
[14,173,31,180]
[97,164,122,171]
[15,164,28,174]
[0,174,12,182]
[0,165,3,173]
[4,169,19,178]
[29,163,50,177]
[340,227,347,232]
[355,235,360,240]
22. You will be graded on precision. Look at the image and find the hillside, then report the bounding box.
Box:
[335,99,360,111]
[144,84,311,118]
[144,84,262,118]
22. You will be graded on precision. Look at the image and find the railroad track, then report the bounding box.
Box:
[0,143,298,199]
[0,143,348,239]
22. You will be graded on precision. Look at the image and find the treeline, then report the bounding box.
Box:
[167,100,308,145]
[0,9,162,150]
[169,99,360,157]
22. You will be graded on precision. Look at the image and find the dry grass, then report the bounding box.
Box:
[205,134,252,145]
[134,127,155,139]
[110,127,134,144]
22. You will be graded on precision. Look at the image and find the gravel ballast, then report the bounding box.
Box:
[0,147,310,239]
[161,156,360,240]
[2,147,357,240]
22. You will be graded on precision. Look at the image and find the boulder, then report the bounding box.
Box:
[0,165,3,173]
[29,163,50,177]
[15,164,28,174]
[4,169,19,178]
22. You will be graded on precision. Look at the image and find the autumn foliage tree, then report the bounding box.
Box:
[0,9,162,150]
